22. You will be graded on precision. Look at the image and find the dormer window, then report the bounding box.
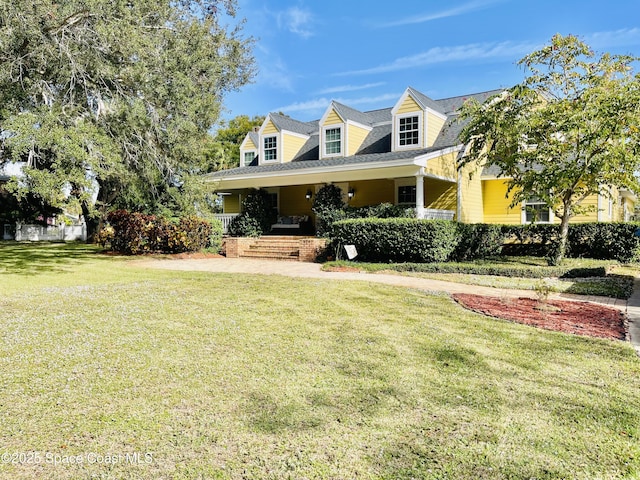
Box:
[243,151,255,166]
[264,136,277,162]
[399,115,420,146]
[323,127,342,156]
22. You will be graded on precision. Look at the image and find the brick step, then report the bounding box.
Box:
[249,243,301,250]
[240,250,299,260]
[253,237,302,244]
[247,244,299,252]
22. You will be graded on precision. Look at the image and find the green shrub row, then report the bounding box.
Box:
[331,218,640,263]
[502,223,640,262]
[104,210,221,255]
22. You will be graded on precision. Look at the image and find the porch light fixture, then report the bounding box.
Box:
[305,189,313,200]
[347,188,355,200]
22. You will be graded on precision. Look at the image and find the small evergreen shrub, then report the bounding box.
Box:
[227,188,277,237]
[331,218,459,263]
[312,184,345,237]
[227,215,262,237]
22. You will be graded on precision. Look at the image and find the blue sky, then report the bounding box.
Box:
[221,0,640,123]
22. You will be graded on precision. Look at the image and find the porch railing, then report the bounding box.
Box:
[214,214,239,234]
[421,209,456,220]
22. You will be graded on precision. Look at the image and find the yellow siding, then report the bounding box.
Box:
[282,133,307,163]
[347,124,370,156]
[243,136,257,150]
[323,109,342,126]
[262,120,278,135]
[426,112,446,147]
[346,179,395,207]
[458,161,484,223]
[223,193,242,214]
[425,151,457,180]
[425,180,457,211]
[279,186,314,217]
[571,194,599,223]
[482,179,521,224]
[397,96,421,114]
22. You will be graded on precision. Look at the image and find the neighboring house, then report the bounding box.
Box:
[206,87,636,231]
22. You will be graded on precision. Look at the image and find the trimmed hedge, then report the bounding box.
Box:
[502,222,640,262]
[453,223,505,261]
[567,223,640,262]
[330,217,640,264]
[331,218,458,263]
[104,210,217,255]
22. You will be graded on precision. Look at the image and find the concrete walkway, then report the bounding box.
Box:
[134,256,640,356]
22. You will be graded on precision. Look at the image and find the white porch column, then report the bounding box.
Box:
[415,169,425,219]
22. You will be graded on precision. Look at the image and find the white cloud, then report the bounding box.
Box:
[377,0,503,28]
[316,82,386,95]
[277,6,314,38]
[585,28,640,49]
[256,56,295,92]
[335,40,540,76]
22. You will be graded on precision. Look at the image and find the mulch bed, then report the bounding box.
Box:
[452,294,627,340]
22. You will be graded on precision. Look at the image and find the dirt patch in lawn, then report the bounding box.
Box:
[453,294,627,341]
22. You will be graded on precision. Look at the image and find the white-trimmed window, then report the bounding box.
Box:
[523,196,552,223]
[243,151,256,166]
[398,115,420,147]
[398,185,417,205]
[263,136,277,162]
[324,127,342,156]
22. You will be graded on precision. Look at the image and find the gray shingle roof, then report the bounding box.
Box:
[331,101,374,126]
[269,113,317,136]
[212,88,504,180]
[247,131,259,148]
[407,87,446,115]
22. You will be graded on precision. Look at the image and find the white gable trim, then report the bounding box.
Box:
[319,102,345,126]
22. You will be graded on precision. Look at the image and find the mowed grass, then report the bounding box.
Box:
[0,244,639,479]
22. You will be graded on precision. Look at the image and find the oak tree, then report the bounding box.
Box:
[0,0,254,236]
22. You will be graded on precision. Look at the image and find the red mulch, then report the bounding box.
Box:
[452,294,627,340]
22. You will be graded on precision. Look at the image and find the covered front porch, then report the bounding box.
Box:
[215,174,457,234]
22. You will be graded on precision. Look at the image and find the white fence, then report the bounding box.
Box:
[4,223,87,242]
[214,214,239,234]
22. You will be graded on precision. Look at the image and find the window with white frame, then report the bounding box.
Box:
[524,196,551,223]
[263,136,277,162]
[324,127,342,156]
[398,115,420,147]
[243,151,256,166]
[398,185,417,205]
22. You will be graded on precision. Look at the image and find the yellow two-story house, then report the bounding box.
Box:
[207,87,636,232]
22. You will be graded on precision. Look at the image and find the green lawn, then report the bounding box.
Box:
[1,243,639,479]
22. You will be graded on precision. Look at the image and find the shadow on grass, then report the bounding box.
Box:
[562,273,635,299]
[0,241,108,275]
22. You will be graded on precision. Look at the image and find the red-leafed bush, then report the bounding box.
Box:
[103,210,216,254]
